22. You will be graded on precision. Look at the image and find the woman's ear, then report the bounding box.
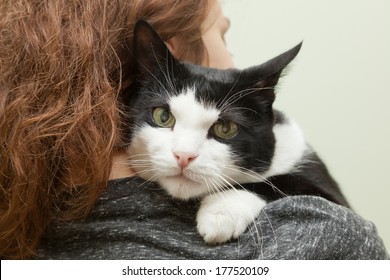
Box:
[165,37,183,60]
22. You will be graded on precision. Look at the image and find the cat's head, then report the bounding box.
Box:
[125,20,302,200]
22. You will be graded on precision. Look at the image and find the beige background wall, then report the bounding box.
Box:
[222,0,390,251]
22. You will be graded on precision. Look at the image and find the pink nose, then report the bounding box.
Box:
[174,152,197,169]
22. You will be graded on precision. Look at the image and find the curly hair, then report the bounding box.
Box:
[0,0,210,259]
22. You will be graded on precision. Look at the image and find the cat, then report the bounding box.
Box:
[122,20,349,244]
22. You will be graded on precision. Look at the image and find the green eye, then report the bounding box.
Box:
[152,107,175,128]
[212,120,238,139]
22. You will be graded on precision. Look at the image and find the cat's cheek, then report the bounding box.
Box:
[196,189,266,244]
[128,126,176,167]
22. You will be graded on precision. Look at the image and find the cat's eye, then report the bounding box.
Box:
[211,120,238,139]
[152,107,175,128]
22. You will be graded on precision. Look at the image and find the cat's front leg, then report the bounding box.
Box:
[196,189,266,244]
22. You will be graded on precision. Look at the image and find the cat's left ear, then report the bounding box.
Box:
[133,20,177,75]
[243,42,303,88]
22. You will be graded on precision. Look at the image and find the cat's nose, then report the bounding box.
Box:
[173,152,198,169]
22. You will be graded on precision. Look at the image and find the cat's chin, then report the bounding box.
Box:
[159,175,206,200]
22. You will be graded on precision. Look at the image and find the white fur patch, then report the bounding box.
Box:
[168,88,220,154]
[265,118,307,177]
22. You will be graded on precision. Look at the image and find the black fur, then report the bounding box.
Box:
[243,151,349,207]
[123,20,349,208]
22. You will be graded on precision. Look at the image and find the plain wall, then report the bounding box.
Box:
[222,0,390,251]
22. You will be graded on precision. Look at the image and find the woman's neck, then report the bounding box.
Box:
[109,149,135,180]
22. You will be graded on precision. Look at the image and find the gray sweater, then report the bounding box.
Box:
[37,177,388,259]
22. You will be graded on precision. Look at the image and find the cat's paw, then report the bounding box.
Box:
[196,208,248,244]
[196,190,266,244]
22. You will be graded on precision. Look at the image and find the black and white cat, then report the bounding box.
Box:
[123,21,349,244]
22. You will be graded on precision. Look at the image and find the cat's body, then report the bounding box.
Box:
[123,21,349,244]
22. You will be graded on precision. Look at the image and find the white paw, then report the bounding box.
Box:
[196,189,266,244]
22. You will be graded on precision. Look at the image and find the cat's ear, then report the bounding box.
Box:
[133,20,176,75]
[243,42,303,88]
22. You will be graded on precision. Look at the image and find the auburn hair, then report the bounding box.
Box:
[0,0,211,259]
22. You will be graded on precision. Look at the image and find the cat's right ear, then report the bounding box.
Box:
[133,20,176,75]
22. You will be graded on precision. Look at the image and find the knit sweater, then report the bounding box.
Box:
[37,177,389,259]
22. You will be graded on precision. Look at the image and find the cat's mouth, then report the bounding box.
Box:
[168,174,195,182]
[166,171,201,184]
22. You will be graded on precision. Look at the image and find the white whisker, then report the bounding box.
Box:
[137,58,170,96]
[223,165,289,199]
[220,86,274,112]
[217,74,241,108]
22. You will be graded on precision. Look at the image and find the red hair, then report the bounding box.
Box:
[0,0,210,259]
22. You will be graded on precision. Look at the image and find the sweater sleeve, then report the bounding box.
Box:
[243,195,389,260]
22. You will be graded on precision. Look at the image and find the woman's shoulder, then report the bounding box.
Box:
[36,180,388,259]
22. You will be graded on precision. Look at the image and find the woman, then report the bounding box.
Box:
[0,0,387,259]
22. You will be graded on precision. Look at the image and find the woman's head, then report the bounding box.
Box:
[0,0,228,259]
[164,0,233,69]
